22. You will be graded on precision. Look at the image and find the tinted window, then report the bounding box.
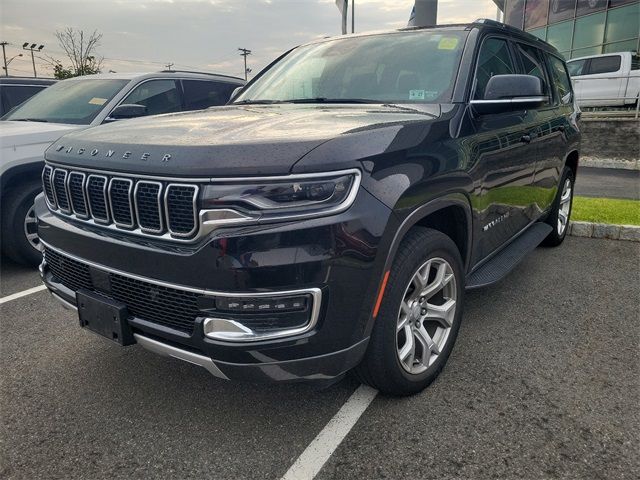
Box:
[2,85,46,111]
[120,79,181,116]
[548,55,573,104]
[3,79,128,124]
[567,59,587,76]
[182,80,237,110]
[517,43,549,99]
[236,31,468,104]
[474,38,516,100]
[587,56,622,75]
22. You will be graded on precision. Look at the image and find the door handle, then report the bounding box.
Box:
[520,134,532,144]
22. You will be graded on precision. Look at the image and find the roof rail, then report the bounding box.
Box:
[158,70,244,81]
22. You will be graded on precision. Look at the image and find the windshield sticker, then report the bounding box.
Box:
[88,97,108,106]
[438,37,459,50]
[409,90,425,101]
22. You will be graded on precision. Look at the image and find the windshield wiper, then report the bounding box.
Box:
[13,118,49,122]
[233,99,283,105]
[283,98,378,104]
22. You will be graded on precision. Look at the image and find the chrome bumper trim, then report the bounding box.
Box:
[133,334,228,380]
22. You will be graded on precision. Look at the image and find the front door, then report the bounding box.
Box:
[467,37,539,263]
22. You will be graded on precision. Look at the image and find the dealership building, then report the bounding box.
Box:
[492,0,639,59]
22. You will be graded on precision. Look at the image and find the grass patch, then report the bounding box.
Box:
[573,197,640,226]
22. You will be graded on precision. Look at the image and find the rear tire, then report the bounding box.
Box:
[354,228,464,396]
[1,181,44,266]
[542,167,574,247]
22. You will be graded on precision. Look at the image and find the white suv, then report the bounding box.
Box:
[0,70,244,265]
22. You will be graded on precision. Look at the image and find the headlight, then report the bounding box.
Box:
[200,169,361,222]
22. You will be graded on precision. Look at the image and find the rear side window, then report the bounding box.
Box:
[548,55,573,104]
[121,79,181,116]
[516,43,550,103]
[182,80,237,110]
[474,38,516,99]
[587,56,622,75]
[567,59,587,77]
[2,85,46,110]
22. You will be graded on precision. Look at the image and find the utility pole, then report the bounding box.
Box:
[351,0,355,33]
[165,63,174,71]
[1,42,8,77]
[238,48,252,81]
[22,43,44,77]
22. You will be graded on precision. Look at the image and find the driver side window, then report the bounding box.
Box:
[120,79,181,116]
[474,38,516,100]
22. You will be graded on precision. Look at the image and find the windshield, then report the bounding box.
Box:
[235,31,467,105]
[3,78,129,125]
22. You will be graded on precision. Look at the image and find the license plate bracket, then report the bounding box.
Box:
[76,290,135,346]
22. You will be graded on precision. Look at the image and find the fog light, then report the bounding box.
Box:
[201,289,321,342]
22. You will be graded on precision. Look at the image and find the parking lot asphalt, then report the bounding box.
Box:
[575,167,640,200]
[1,237,639,480]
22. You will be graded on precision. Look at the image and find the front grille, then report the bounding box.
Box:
[44,247,200,334]
[43,165,199,239]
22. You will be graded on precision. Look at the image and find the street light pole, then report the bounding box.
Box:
[2,54,23,76]
[22,43,44,78]
[351,0,355,33]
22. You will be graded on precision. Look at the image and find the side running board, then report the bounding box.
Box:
[466,222,552,290]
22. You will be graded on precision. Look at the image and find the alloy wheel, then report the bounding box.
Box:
[23,204,41,252]
[396,257,457,375]
[557,177,572,236]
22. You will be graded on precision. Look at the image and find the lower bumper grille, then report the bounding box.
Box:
[44,248,200,334]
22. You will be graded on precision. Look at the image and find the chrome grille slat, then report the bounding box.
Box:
[67,172,88,218]
[134,181,164,233]
[44,166,199,240]
[108,178,135,228]
[52,169,71,213]
[42,166,56,208]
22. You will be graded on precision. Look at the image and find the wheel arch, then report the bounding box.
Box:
[564,149,579,176]
[1,161,44,199]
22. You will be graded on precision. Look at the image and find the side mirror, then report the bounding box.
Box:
[229,86,244,103]
[105,104,148,122]
[471,74,548,114]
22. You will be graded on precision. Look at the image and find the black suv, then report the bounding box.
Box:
[37,20,580,396]
[0,77,56,116]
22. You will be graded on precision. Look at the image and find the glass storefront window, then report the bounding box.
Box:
[549,0,577,24]
[576,0,608,17]
[547,20,575,51]
[608,0,638,7]
[525,0,551,28]
[573,11,606,48]
[605,4,640,43]
[505,0,526,29]
[571,46,603,57]
[604,39,640,53]
[528,27,548,39]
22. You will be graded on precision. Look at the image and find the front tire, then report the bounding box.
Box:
[355,228,464,396]
[542,167,575,247]
[1,181,44,266]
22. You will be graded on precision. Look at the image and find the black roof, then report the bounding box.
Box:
[0,77,57,85]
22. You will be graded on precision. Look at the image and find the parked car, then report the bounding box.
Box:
[37,19,580,396]
[0,77,56,116]
[0,70,244,265]
[566,52,640,107]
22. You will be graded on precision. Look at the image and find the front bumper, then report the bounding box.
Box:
[37,187,392,383]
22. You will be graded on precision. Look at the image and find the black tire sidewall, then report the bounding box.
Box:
[544,167,575,246]
[371,229,465,394]
[1,182,43,266]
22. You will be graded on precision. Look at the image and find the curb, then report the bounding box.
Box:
[568,221,640,242]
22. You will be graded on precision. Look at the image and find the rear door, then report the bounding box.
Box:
[579,55,625,106]
[468,36,539,260]
[514,42,566,220]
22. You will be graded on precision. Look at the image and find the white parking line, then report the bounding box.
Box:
[0,285,48,305]
[281,385,378,480]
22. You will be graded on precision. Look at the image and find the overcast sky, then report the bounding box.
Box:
[1,0,499,78]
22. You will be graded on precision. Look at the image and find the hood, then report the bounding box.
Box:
[44,104,442,176]
[0,120,80,148]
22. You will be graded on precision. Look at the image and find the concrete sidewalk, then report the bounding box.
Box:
[575,167,640,200]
